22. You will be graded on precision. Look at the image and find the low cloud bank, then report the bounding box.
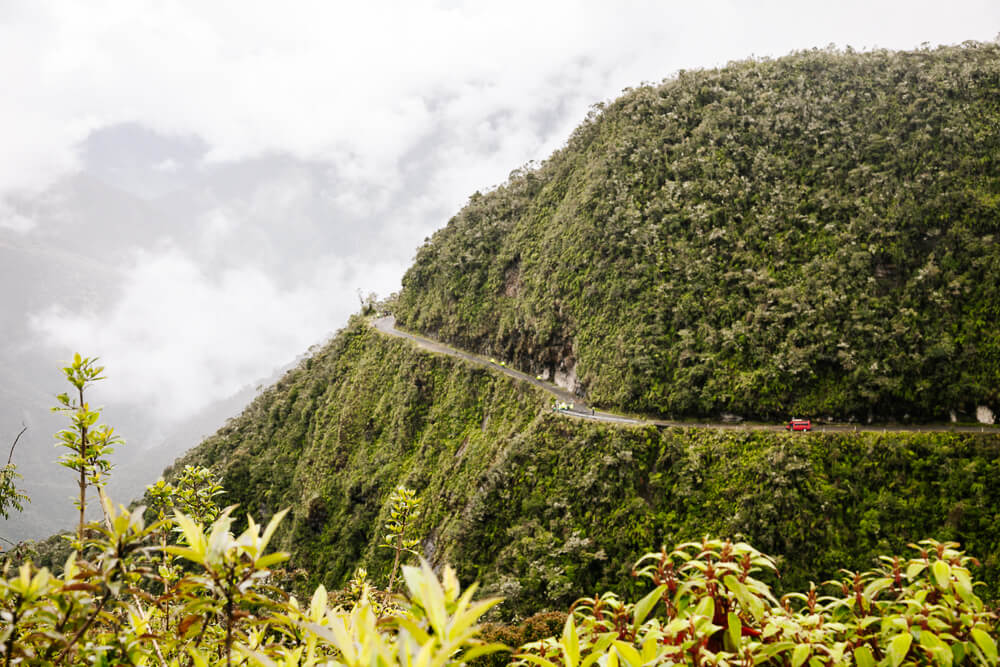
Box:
[30,245,400,423]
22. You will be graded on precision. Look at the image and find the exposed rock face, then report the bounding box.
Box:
[977,406,996,425]
[554,361,580,396]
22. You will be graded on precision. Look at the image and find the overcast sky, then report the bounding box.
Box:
[2,0,998,426]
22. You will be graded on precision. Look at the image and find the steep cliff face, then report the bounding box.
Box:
[169,319,1000,617]
[395,43,1000,422]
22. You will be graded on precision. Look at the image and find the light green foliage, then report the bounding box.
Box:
[389,561,507,666]
[7,521,991,664]
[145,465,226,590]
[0,467,28,523]
[0,425,29,522]
[516,538,999,666]
[341,566,394,616]
[147,464,225,526]
[0,497,503,667]
[53,353,123,541]
[175,464,226,524]
[381,485,422,593]
[396,43,1000,422]
[145,477,173,520]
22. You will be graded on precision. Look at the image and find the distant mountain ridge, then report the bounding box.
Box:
[396,43,1000,422]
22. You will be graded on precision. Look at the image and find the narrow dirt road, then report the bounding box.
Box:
[371,316,997,435]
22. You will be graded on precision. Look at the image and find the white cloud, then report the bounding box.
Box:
[198,208,238,255]
[3,1,996,199]
[0,202,37,233]
[29,245,401,422]
[152,158,179,172]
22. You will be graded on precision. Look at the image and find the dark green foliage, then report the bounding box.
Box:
[458,419,1000,616]
[169,320,1000,619]
[171,318,548,599]
[395,43,1000,421]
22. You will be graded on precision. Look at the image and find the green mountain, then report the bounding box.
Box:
[396,43,1000,422]
[160,319,1000,618]
[144,44,1000,619]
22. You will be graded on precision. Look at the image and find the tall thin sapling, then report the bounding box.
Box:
[53,353,123,543]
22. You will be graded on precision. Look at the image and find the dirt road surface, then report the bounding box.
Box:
[371,316,997,435]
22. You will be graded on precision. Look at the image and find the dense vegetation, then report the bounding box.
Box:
[5,506,998,665]
[396,43,1000,422]
[6,348,999,664]
[162,320,1000,620]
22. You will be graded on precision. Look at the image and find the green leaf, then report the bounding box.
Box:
[932,559,951,591]
[862,577,893,602]
[854,646,876,667]
[952,569,980,608]
[260,507,290,554]
[515,655,560,667]
[919,631,952,667]
[403,560,448,638]
[581,634,616,667]
[256,552,290,569]
[450,594,503,642]
[723,574,764,623]
[971,629,998,664]
[951,641,965,665]
[460,643,510,663]
[906,562,927,580]
[888,632,913,667]
[827,642,846,664]
[791,643,810,667]
[632,584,667,633]
[187,647,209,667]
[612,640,643,667]
[561,613,580,667]
[693,594,714,621]
[759,642,796,662]
[726,611,741,651]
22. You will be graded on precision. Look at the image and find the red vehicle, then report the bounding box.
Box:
[786,418,812,432]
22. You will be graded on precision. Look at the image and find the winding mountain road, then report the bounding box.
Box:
[371,316,997,435]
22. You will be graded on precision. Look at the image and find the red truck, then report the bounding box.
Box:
[786,418,812,432]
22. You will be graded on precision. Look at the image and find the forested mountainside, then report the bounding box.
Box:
[159,320,1000,618]
[396,43,1000,422]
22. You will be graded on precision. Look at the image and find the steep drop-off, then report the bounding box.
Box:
[396,43,1000,421]
[169,320,1000,617]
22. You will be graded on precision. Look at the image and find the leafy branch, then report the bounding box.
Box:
[381,485,422,594]
[0,424,29,523]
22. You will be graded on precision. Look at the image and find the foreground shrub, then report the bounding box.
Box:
[517,538,998,666]
[2,515,997,665]
[0,497,503,666]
